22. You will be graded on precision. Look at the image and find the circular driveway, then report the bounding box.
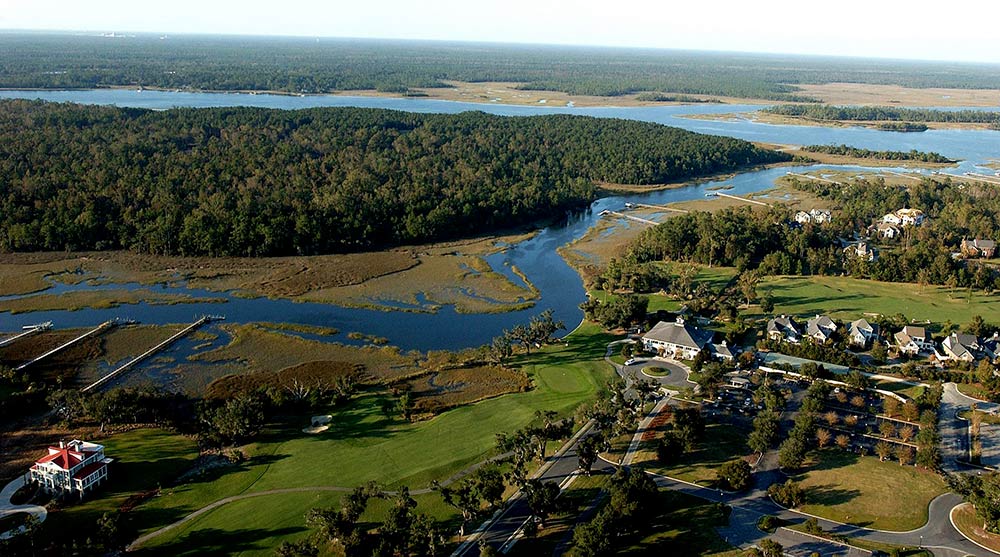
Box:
[623,358,695,391]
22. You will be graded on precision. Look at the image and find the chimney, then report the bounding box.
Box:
[59,441,65,449]
[675,316,685,326]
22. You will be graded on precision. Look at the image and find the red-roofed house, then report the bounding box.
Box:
[28,439,112,497]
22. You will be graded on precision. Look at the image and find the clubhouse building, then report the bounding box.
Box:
[28,440,112,498]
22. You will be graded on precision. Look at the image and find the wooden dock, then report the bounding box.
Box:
[0,322,52,349]
[626,202,689,214]
[599,210,658,226]
[786,172,839,185]
[82,316,221,393]
[938,172,1000,185]
[882,170,924,181]
[712,192,771,207]
[15,320,115,371]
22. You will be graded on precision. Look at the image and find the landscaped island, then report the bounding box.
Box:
[0,99,787,256]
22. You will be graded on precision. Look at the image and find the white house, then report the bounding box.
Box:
[883,208,925,227]
[805,315,838,343]
[28,440,112,497]
[847,318,878,347]
[809,209,832,224]
[874,222,902,239]
[766,315,801,343]
[794,209,832,225]
[642,318,714,360]
[894,325,933,356]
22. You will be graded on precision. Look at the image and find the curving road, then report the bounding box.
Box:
[0,476,47,540]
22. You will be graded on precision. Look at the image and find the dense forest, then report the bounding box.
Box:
[768,104,1000,124]
[614,175,1000,291]
[5,34,1000,100]
[0,99,786,256]
[802,144,953,163]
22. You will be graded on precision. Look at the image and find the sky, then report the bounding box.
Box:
[2,0,1000,64]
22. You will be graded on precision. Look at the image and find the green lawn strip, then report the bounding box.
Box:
[785,524,931,557]
[138,491,460,557]
[135,322,617,544]
[617,489,738,556]
[755,275,1000,323]
[640,422,751,487]
[957,382,995,402]
[792,449,947,531]
[509,473,610,557]
[952,502,1000,553]
[39,428,199,545]
[874,381,925,402]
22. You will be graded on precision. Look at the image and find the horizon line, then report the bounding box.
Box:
[3,28,1000,68]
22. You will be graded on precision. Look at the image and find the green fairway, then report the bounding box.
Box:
[133,321,618,551]
[793,449,947,531]
[758,275,1000,323]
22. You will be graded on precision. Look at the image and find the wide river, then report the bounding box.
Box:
[1,89,998,352]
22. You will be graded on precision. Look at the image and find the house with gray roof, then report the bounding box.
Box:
[642,318,714,360]
[806,315,837,343]
[767,315,801,344]
[847,318,878,347]
[894,325,932,355]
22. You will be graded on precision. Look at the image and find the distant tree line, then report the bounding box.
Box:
[769,104,1000,124]
[0,100,786,256]
[7,35,1000,101]
[802,144,953,163]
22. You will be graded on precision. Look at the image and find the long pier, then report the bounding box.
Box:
[626,202,689,214]
[938,172,1000,185]
[786,172,839,185]
[882,170,924,181]
[712,192,771,207]
[0,322,52,349]
[82,316,221,393]
[15,320,116,371]
[599,210,658,226]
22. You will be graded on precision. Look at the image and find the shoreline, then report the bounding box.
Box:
[8,81,1000,110]
[680,110,998,132]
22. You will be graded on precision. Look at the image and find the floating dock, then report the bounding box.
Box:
[0,322,52,349]
[15,320,115,371]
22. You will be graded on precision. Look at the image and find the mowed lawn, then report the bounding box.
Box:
[793,450,947,531]
[639,422,751,487]
[135,321,618,553]
[758,275,1000,323]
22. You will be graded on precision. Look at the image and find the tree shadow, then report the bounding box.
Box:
[804,483,861,507]
[139,526,304,557]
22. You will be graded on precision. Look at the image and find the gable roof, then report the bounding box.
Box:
[903,325,926,339]
[643,320,714,351]
[849,318,873,334]
[767,315,799,335]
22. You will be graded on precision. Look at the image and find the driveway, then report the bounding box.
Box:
[622,357,695,392]
[0,476,47,539]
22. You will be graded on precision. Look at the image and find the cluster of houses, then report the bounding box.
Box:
[766,313,999,364]
[794,209,832,225]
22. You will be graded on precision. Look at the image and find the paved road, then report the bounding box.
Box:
[0,476,47,540]
[455,366,998,557]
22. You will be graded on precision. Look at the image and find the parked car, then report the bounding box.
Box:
[624,358,637,366]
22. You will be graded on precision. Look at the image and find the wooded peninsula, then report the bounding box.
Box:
[0,100,787,256]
